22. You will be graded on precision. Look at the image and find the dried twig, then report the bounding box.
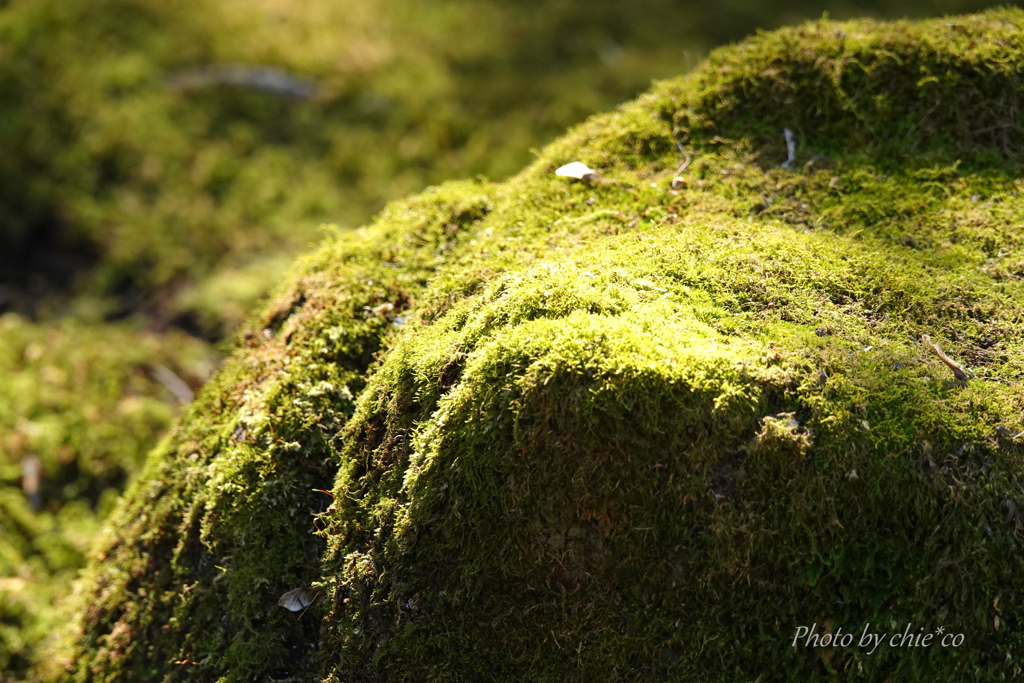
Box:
[781,128,798,170]
[921,334,970,383]
[674,142,692,174]
[167,64,316,100]
[154,365,195,404]
[671,142,692,189]
[21,454,41,511]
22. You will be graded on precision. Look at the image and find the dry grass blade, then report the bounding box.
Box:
[921,334,970,382]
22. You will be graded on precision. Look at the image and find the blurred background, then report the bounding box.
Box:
[0,0,1015,676]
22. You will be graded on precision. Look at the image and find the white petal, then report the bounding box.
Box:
[555,161,596,180]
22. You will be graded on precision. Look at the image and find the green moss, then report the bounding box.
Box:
[28,183,494,681]
[44,9,1024,682]
[1,1,718,672]
[0,315,214,674]
[0,0,718,336]
[2,0,1004,334]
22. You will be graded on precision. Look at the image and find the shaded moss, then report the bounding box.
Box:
[47,9,1024,682]
[0,315,214,674]
[32,184,495,681]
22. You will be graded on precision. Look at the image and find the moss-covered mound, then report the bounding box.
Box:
[0,0,1000,331]
[47,10,1024,681]
[16,0,1005,674]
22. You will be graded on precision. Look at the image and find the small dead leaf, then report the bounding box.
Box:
[847,469,858,481]
[278,587,314,612]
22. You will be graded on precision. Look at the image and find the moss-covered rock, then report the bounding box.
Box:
[46,10,1024,681]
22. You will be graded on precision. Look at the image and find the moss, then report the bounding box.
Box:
[0,0,721,337]
[28,184,495,681]
[44,9,1024,682]
[2,4,1011,667]
[0,0,720,672]
[0,0,1005,333]
[0,315,214,674]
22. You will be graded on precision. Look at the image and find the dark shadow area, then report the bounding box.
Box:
[0,213,99,315]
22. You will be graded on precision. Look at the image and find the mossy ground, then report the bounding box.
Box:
[35,9,1024,682]
[0,315,214,675]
